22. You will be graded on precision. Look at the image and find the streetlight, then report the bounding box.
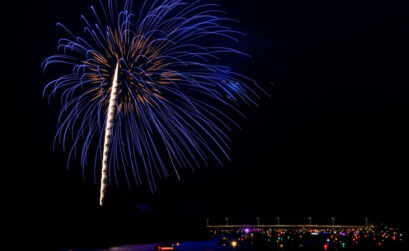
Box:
[206,218,209,226]
[225,217,229,226]
[308,217,312,226]
[365,217,368,228]
[256,217,260,226]
[331,217,335,226]
[276,217,280,225]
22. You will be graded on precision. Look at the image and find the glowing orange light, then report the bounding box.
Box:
[158,247,174,251]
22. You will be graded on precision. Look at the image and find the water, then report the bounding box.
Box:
[64,239,236,251]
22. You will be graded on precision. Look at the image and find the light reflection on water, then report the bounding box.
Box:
[65,239,232,251]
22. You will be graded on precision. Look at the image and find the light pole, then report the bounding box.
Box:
[308,217,312,226]
[225,217,229,226]
[331,217,335,226]
[256,217,260,226]
[365,217,368,228]
[277,217,280,225]
[206,218,209,227]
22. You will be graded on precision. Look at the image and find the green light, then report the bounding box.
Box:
[342,243,345,248]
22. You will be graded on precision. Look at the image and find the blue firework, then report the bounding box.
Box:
[42,0,265,205]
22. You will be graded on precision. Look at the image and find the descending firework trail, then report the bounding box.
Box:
[42,0,267,205]
[100,63,119,205]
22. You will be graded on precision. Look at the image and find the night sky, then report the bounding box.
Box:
[6,0,409,249]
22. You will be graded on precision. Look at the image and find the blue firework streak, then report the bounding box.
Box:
[42,0,266,205]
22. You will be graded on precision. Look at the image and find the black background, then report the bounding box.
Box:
[5,0,409,249]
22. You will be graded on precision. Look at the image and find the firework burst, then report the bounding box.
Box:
[43,0,266,205]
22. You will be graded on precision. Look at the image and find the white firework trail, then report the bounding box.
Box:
[100,63,119,206]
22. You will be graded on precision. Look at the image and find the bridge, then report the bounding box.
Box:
[207,225,367,229]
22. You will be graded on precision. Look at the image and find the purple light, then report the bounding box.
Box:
[244,228,250,234]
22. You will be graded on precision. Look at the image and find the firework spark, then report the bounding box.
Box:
[42,0,266,205]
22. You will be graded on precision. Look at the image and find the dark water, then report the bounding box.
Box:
[61,238,407,251]
[63,239,233,251]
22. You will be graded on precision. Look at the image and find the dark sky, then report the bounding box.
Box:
[6,0,409,248]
